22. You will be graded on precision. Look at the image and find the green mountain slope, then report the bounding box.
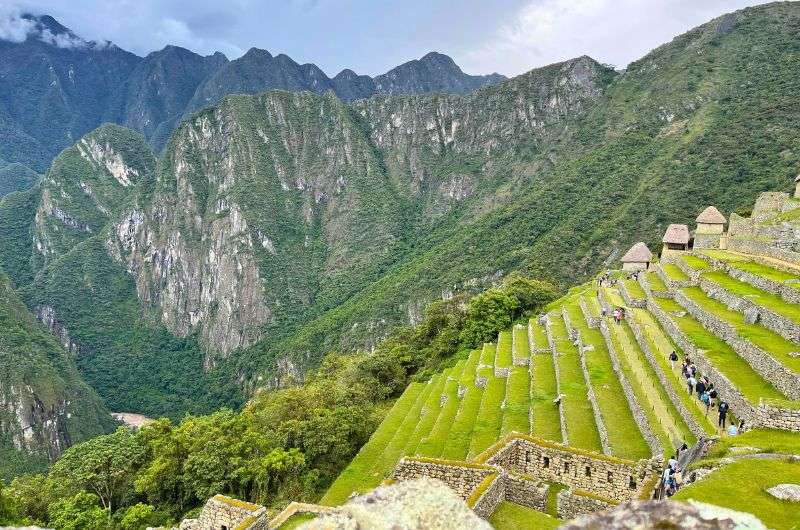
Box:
[0,271,114,480]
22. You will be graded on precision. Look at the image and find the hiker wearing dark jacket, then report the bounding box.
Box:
[718,401,729,428]
[696,380,706,397]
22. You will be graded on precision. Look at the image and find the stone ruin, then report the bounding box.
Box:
[179,495,266,530]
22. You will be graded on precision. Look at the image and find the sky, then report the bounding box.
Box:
[2,0,778,77]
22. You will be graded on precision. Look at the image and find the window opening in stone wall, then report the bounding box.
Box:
[221,526,228,530]
[585,466,591,476]
[543,456,550,468]
[607,471,613,482]
[525,451,531,463]
[563,462,569,473]
[629,476,637,490]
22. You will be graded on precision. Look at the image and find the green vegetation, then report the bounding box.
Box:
[530,349,563,441]
[681,286,800,376]
[662,264,690,282]
[681,255,711,270]
[279,513,317,529]
[706,428,800,458]
[415,364,466,458]
[703,250,800,288]
[496,331,513,368]
[673,459,800,530]
[513,325,530,358]
[550,315,603,452]
[645,271,668,292]
[502,366,531,436]
[623,278,646,300]
[468,369,506,457]
[566,301,650,458]
[529,320,549,350]
[489,501,560,530]
[654,297,785,403]
[703,270,800,326]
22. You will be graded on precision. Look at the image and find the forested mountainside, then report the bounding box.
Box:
[2,2,800,423]
[0,272,114,481]
[0,14,503,182]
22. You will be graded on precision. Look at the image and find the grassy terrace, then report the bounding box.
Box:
[662,263,690,282]
[629,308,717,435]
[673,459,800,530]
[404,371,450,457]
[467,365,506,458]
[654,297,785,403]
[702,250,800,288]
[529,319,550,350]
[530,346,562,442]
[497,331,513,369]
[414,363,467,459]
[502,366,531,436]
[623,278,646,300]
[489,501,560,530]
[600,290,695,450]
[566,301,650,459]
[549,314,603,452]
[681,286,800,376]
[681,255,711,270]
[646,271,668,292]
[480,342,497,365]
[321,383,425,505]
[440,350,485,460]
[703,270,800,325]
[513,325,530,358]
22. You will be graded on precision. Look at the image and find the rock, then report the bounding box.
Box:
[766,483,800,502]
[559,499,767,530]
[743,307,760,324]
[299,478,492,530]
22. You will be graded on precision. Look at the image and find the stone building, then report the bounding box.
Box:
[795,174,800,199]
[661,224,690,256]
[179,495,266,530]
[620,242,653,271]
[694,206,727,250]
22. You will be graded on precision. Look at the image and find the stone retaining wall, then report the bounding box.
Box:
[626,317,707,441]
[597,319,664,458]
[182,495,266,530]
[488,438,655,503]
[269,502,334,529]
[676,288,800,400]
[728,237,800,266]
[503,473,549,510]
[392,458,495,500]
[674,258,702,284]
[579,296,599,328]
[639,273,672,299]
[700,277,800,343]
[702,253,800,305]
[655,263,694,290]
[545,314,569,445]
[556,489,615,520]
[646,298,757,424]
[618,281,646,309]
[756,402,800,431]
[529,320,550,353]
[562,307,611,456]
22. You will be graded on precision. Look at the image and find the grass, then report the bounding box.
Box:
[629,307,717,436]
[681,255,711,270]
[646,271,668,292]
[706,428,800,458]
[682,286,800,376]
[703,250,800,289]
[544,482,567,517]
[549,314,603,452]
[566,300,651,459]
[654,297,785,403]
[703,270,800,326]
[663,263,690,282]
[489,501,561,530]
[623,278,646,300]
[467,366,507,458]
[403,373,449,456]
[497,331,513,368]
[321,383,425,505]
[502,366,531,436]
[440,369,485,460]
[514,325,530,359]
[673,459,800,530]
[530,349,562,442]
[415,365,466,458]
[529,319,550,350]
[480,342,497,365]
[279,513,317,529]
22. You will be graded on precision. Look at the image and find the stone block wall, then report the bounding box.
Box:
[618,281,646,308]
[639,273,671,299]
[756,402,800,431]
[556,488,615,520]
[674,258,702,284]
[392,458,495,500]
[626,316,707,441]
[655,263,694,290]
[676,289,800,400]
[488,438,654,503]
[503,473,549,510]
[545,314,569,445]
[471,474,504,519]
[184,495,266,530]
[579,296,599,329]
[693,232,722,250]
[646,298,757,425]
[702,254,800,305]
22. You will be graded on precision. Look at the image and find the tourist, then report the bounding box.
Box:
[708,384,717,408]
[678,442,689,454]
[669,350,678,369]
[695,378,706,398]
[700,390,711,415]
[718,400,729,428]
[668,455,678,471]
[687,374,697,396]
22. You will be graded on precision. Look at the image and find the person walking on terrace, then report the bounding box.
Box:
[718,400,729,428]
[670,350,678,369]
[708,384,717,408]
[700,390,711,416]
[687,374,697,396]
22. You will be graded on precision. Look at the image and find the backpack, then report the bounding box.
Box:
[670,352,678,361]
[719,402,729,414]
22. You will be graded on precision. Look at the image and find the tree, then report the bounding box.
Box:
[0,484,23,525]
[50,428,145,518]
[117,503,163,530]
[459,288,519,346]
[501,274,559,318]
[47,492,107,530]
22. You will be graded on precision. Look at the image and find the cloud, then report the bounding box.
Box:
[461,0,774,76]
[0,6,36,42]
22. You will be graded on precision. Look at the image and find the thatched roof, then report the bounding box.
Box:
[662,224,690,245]
[621,242,653,263]
[696,206,726,225]
[795,174,800,183]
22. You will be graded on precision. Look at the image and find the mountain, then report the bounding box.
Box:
[1,2,799,420]
[372,52,506,95]
[0,163,39,197]
[0,270,114,480]
[0,13,505,172]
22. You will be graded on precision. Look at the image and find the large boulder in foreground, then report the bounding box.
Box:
[300,478,492,530]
